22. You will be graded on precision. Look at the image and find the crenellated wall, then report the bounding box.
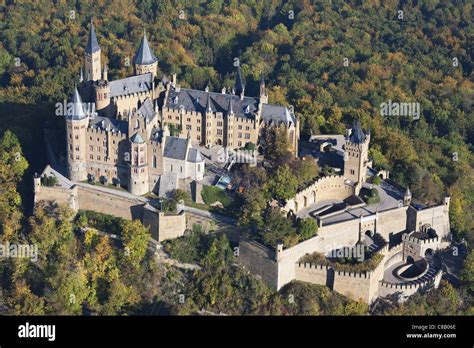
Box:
[282,175,354,213]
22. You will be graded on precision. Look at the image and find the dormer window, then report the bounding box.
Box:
[174,96,178,104]
[245,105,250,113]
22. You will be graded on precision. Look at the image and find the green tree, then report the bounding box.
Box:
[268,165,298,200]
[297,218,318,241]
[120,220,150,270]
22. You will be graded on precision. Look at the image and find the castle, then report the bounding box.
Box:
[66,21,299,195]
[239,122,451,304]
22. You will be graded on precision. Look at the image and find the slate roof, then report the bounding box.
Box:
[89,115,128,134]
[404,186,412,197]
[166,88,258,120]
[261,104,296,125]
[163,136,188,160]
[86,21,100,55]
[134,31,158,65]
[130,132,145,144]
[137,98,156,122]
[187,148,203,163]
[68,87,87,120]
[109,73,153,98]
[350,120,366,144]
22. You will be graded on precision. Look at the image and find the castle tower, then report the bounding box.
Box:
[66,87,89,182]
[94,64,110,111]
[129,132,149,195]
[403,186,412,206]
[343,120,370,195]
[85,20,101,82]
[226,97,234,148]
[134,30,158,79]
[235,66,245,100]
[203,93,213,147]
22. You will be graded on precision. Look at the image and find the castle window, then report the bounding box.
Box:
[90,155,93,159]
[170,164,173,172]
[89,146,93,151]
[351,169,355,175]
[74,134,79,140]
[238,141,242,147]
[168,115,172,119]
[245,133,250,139]
[69,134,72,139]
[175,116,179,121]
[180,166,183,173]
[97,138,99,142]
[246,126,250,131]
[90,136,92,140]
[76,155,80,160]
[197,119,201,123]
[141,168,145,173]
[97,156,101,161]
[238,133,242,138]
[98,147,101,152]
[75,146,79,151]
[197,127,201,131]
[217,129,223,136]
[238,125,242,130]
[187,118,191,122]
[69,144,73,150]
[186,125,191,130]
[153,155,157,168]
[197,135,200,141]
[217,121,223,127]
[198,164,201,172]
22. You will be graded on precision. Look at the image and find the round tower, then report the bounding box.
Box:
[66,87,89,182]
[94,65,110,111]
[128,132,149,195]
[134,30,158,78]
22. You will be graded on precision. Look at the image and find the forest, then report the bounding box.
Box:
[0,0,472,315]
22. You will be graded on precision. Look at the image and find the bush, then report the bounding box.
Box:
[201,185,231,206]
[40,175,58,187]
[372,176,382,185]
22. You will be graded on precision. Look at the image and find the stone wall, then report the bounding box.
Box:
[282,175,354,213]
[34,185,79,211]
[378,270,443,299]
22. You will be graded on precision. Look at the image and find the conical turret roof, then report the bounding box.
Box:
[86,20,100,54]
[134,30,158,65]
[68,87,87,120]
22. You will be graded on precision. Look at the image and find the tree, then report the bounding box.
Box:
[297,218,318,241]
[238,187,267,227]
[461,250,474,292]
[120,220,150,270]
[296,156,319,184]
[267,165,298,201]
[0,130,28,183]
[259,208,297,248]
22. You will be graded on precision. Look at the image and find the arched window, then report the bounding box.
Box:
[153,155,157,168]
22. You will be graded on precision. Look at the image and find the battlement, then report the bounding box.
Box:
[402,233,439,245]
[379,269,442,291]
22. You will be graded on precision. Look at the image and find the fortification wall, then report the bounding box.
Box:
[34,185,79,211]
[295,263,330,286]
[238,239,278,289]
[283,175,354,213]
[376,207,409,241]
[275,218,360,289]
[77,185,144,220]
[412,204,450,238]
[157,211,186,241]
[378,270,443,299]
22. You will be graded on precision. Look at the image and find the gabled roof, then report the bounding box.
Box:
[163,136,188,160]
[86,21,100,55]
[261,104,295,125]
[350,120,366,144]
[130,132,145,144]
[68,87,87,120]
[235,66,245,95]
[134,30,158,65]
[137,98,156,122]
[89,115,128,134]
[187,148,203,163]
[165,88,258,120]
[109,73,153,98]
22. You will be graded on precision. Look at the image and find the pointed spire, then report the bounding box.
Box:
[206,93,212,113]
[68,86,87,120]
[86,19,100,55]
[350,119,366,144]
[235,66,245,96]
[79,67,84,83]
[404,186,412,197]
[134,29,158,65]
[228,97,234,116]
